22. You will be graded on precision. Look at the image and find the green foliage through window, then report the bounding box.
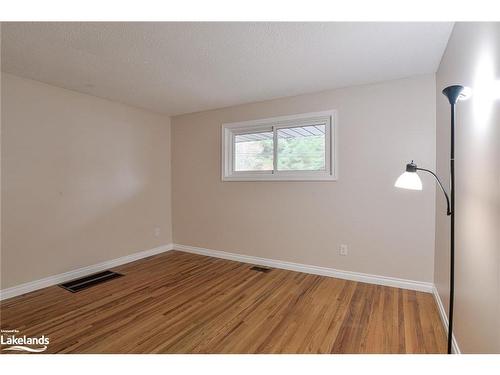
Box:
[277,133,325,171]
[233,125,326,172]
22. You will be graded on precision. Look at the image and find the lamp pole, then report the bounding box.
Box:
[441,84,464,354]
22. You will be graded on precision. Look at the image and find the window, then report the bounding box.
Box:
[222,110,336,181]
[234,131,273,172]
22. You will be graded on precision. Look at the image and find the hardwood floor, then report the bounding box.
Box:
[0,251,446,353]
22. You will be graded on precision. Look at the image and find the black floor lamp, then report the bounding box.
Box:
[394,84,470,354]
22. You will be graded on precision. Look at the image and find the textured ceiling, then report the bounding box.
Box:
[1,22,453,115]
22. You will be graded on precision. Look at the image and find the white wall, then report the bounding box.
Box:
[1,73,172,288]
[435,22,500,353]
[172,75,437,283]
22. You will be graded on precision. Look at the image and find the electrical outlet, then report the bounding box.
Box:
[154,226,161,238]
[339,244,348,256]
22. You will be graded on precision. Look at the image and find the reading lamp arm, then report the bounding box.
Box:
[416,167,452,216]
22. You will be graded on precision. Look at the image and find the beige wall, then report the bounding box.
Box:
[1,73,172,288]
[172,75,437,282]
[0,25,3,285]
[435,23,500,353]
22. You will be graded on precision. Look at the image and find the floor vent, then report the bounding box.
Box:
[59,270,123,293]
[250,266,272,273]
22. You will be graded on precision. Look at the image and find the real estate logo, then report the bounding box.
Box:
[1,329,49,353]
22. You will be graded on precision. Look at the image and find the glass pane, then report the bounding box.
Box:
[234,131,273,171]
[277,125,326,171]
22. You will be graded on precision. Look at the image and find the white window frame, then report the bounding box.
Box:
[222,110,337,181]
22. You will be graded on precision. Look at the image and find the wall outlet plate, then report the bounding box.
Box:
[339,244,348,256]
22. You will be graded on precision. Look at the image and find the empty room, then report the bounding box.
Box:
[1,3,500,370]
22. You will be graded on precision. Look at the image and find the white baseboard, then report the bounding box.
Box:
[432,286,461,354]
[0,243,174,301]
[173,244,434,293]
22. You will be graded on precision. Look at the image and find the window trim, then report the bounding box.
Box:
[222,110,337,181]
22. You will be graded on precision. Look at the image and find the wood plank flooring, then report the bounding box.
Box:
[0,250,446,353]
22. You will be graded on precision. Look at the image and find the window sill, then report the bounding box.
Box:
[222,174,338,182]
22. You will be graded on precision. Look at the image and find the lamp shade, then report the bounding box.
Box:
[394,171,422,190]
